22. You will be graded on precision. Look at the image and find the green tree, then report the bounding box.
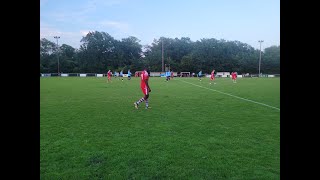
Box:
[40,38,59,73]
[262,46,280,74]
[78,31,117,73]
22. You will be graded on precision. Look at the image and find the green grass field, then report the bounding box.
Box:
[40,76,280,179]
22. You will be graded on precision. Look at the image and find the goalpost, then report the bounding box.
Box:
[180,72,190,77]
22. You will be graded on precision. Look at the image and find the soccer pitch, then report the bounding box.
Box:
[40,77,280,179]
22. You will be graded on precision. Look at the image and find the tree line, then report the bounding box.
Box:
[40,31,279,74]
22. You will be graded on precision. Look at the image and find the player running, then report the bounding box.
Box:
[134,68,151,109]
[231,72,237,83]
[165,71,170,82]
[198,70,202,81]
[120,70,124,81]
[210,69,216,84]
[107,70,112,83]
[128,69,131,80]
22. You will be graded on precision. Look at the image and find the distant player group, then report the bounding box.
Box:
[198,69,237,83]
[106,69,132,83]
[106,68,237,109]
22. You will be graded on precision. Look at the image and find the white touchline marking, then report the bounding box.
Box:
[179,79,280,111]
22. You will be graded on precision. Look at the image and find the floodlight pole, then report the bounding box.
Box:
[258,40,264,77]
[162,39,164,72]
[54,36,60,75]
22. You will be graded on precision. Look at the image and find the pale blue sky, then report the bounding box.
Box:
[40,0,279,50]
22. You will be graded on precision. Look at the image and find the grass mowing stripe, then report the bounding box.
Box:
[41,77,279,179]
[178,79,280,111]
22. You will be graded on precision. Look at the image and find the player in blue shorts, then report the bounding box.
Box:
[198,70,202,81]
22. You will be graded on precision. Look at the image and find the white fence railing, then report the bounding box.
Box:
[40,72,178,77]
[41,73,280,78]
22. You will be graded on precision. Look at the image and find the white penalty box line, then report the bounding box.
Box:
[178,79,280,111]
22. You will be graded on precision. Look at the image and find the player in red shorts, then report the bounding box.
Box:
[231,72,237,83]
[210,69,215,84]
[107,70,112,83]
[134,68,151,109]
[171,70,174,79]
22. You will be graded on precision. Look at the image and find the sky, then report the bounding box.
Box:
[40,0,279,50]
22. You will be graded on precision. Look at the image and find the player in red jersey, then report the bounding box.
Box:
[107,70,112,83]
[210,69,215,84]
[231,72,237,83]
[171,70,174,79]
[134,68,151,109]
